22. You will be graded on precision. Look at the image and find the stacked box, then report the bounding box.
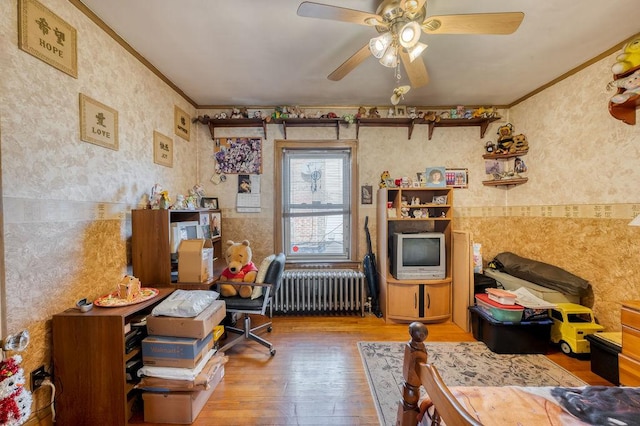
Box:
[147,300,226,339]
[469,306,552,354]
[142,332,213,368]
[143,364,225,424]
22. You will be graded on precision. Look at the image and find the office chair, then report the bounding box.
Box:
[217,253,285,356]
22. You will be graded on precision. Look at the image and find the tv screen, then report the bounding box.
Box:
[392,232,446,280]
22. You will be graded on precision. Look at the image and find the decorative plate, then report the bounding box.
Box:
[94,287,159,307]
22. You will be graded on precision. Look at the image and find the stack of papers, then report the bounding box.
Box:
[511,287,557,309]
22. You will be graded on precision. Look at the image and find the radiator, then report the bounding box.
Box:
[274,269,366,316]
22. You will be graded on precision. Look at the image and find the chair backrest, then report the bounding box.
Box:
[263,253,286,294]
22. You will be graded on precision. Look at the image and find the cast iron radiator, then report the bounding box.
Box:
[274,269,366,316]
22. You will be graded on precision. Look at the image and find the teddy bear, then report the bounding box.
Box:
[219,240,258,298]
[496,123,515,153]
[230,107,243,119]
[379,170,390,188]
[367,107,380,118]
[356,106,367,118]
[607,69,640,104]
[611,35,640,75]
[513,133,529,152]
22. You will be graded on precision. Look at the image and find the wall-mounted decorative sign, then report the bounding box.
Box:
[18,0,78,78]
[79,94,118,150]
[425,167,446,188]
[174,106,191,141]
[446,168,469,188]
[153,131,173,168]
[214,137,262,174]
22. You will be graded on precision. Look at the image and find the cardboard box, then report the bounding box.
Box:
[178,239,214,283]
[143,365,224,424]
[142,332,213,368]
[147,300,226,339]
[137,354,226,392]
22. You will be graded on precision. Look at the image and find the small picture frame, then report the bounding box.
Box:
[425,167,446,188]
[361,185,372,205]
[153,131,173,167]
[395,106,406,117]
[210,211,221,237]
[79,93,118,150]
[446,168,469,188]
[432,195,448,205]
[201,197,219,210]
[174,105,191,141]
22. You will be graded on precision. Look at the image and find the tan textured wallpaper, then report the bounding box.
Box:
[2,1,640,412]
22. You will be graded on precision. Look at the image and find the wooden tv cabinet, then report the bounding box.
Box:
[52,287,173,425]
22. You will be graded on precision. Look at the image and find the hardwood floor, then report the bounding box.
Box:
[136,314,612,426]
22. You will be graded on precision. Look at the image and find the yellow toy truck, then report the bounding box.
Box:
[549,303,604,355]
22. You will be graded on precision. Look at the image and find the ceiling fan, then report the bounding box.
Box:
[297,0,524,88]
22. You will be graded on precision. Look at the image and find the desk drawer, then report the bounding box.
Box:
[621,306,640,330]
[622,325,640,359]
[619,353,640,386]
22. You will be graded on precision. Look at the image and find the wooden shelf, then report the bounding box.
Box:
[483,151,528,159]
[276,118,341,139]
[482,177,528,187]
[208,118,267,138]
[204,116,500,141]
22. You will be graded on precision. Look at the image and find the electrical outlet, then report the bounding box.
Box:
[31,365,47,390]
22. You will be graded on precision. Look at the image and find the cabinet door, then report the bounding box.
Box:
[388,282,419,319]
[424,282,451,321]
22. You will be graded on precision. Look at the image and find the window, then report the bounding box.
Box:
[275,140,358,263]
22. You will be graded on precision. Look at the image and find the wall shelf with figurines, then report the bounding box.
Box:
[482,122,529,187]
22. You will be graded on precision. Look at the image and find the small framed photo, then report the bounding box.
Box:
[201,197,219,210]
[395,106,406,117]
[432,195,448,205]
[361,185,373,204]
[446,168,469,188]
[210,211,221,237]
[79,93,118,150]
[153,131,173,167]
[425,167,446,188]
[174,105,191,141]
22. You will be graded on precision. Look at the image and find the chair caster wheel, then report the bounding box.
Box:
[270,348,276,356]
[267,326,273,333]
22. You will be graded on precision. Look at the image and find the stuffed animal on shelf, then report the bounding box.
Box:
[219,240,258,298]
[367,107,380,118]
[496,123,515,154]
[513,133,529,152]
[611,35,640,75]
[379,170,390,188]
[607,69,640,104]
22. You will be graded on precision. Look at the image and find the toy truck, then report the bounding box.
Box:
[549,303,604,355]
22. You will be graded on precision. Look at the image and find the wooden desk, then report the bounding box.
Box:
[620,300,640,386]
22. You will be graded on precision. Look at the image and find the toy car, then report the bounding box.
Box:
[549,303,604,355]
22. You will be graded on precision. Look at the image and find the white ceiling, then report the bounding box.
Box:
[76,0,639,108]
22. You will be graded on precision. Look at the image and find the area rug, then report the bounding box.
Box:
[358,341,587,426]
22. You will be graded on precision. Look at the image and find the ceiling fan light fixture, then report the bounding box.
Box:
[399,21,421,48]
[379,45,398,68]
[369,32,393,59]
[407,41,428,62]
[422,18,441,32]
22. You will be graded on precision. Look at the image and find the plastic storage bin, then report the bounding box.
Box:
[585,332,622,385]
[475,293,524,323]
[469,306,552,354]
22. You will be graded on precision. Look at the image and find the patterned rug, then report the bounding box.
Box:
[358,341,587,426]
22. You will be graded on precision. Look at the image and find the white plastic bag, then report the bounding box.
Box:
[151,289,219,318]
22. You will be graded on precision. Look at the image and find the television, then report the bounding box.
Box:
[170,221,204,254]
[391,232,446,280]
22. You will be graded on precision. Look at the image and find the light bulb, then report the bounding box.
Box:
[369,32,393,59]
[379,46,398,68]
[399,21,421,48]
[407,42,428,62]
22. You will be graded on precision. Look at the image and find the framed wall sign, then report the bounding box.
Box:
[425,167,446,188]
[174,106,191,141]
[361,185,372,204]
[201,197,218,209]
[446,168,469,188]
[18,0,78,78]
[153,131,173,167]
[79,94,119,150]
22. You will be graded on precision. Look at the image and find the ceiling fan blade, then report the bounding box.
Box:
[328,43,372,81]
[422,12,524,35]
[400,50,429,88]
[297,2,381,26]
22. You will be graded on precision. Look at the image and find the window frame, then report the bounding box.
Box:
[274,139,359,265]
